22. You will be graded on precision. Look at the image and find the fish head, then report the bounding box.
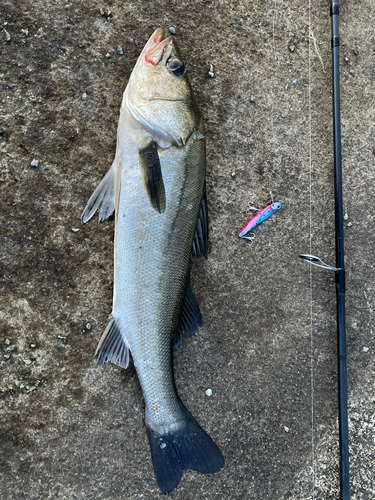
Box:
[126,28,199,147]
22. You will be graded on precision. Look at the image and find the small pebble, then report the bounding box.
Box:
[250,95,255,103]
[117,46,123,55]
[71,228,80,232]
[5,339,10,346]
[353,50,358,56]
[30,343,36,348]
[205,388,213,397]
[20,384,24,389]
[363,347,369,352]
[99,7,112,19]
[347,222,352,227]
[169,27,176,35]
[344,213,348,220]
[284,426,290,433]
[292,79,297,84]
[208,64,215,78]
[285,84,289,90]
[86,323,92,330]
[82,93,87,101]
[289,45,295,53]
[4,354,10,359]
[231,172,236,178]
[345,56,349,62]
[30,159,39,168]
[160,443,166,449]
[4,29,11,42]
[21,29,29,36]
[106,53,111,59]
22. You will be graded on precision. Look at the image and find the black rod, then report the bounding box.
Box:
[331,1,350,498]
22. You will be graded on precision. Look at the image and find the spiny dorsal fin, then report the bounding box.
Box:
[192,186,208,258]
[82,163,116,223]
[138,141,166,213]
[95,315,129,369]
[173,280,203,349]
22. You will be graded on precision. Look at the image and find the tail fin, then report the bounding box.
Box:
[147,403,224,495]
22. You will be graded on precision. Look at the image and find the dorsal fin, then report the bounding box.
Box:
[192,186,208,258]
[173,187,208,349]
[173,280,203,349]
[138,141,166,213]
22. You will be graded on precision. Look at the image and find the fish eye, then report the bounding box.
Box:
[167,57,185,77]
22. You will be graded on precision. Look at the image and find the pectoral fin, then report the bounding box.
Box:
[138,141,166,214]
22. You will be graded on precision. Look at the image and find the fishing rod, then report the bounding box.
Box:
[300,1,350,499]
[331,1,350,497]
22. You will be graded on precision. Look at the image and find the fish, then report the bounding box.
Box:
[82,28,224,495]
[239,202,282,238]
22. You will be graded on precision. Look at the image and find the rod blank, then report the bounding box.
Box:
[331,1,350,499]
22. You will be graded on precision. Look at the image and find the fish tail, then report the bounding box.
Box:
[147,403,224,495]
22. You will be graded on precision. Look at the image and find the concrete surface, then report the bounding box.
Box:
[1,0,374,498]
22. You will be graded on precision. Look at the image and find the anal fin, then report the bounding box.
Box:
[95,315,129,369]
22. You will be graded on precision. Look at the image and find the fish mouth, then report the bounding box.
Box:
[144,28,173,66]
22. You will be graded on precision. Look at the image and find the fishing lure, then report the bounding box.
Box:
[239,202,282,239]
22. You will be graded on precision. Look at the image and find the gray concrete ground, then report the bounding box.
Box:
[1,0,374,498]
